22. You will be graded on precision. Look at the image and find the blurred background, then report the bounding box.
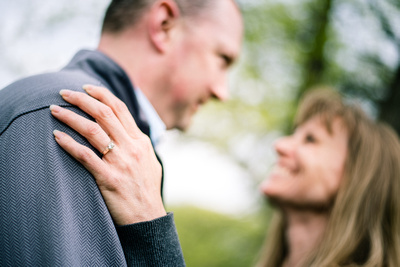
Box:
[1,0,399,265]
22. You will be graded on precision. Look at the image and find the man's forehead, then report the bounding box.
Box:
[218,2,243,58]
[181,0,242,61]
[203,1,243,50]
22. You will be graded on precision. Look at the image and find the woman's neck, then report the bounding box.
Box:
[282,209,329,267]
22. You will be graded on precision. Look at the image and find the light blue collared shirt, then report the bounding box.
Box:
[135,88,166,146]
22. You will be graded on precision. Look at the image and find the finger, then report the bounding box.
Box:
[50,104,111,154]
[53,129,109,179]
[83,84,143,138]
[59,89,129,142]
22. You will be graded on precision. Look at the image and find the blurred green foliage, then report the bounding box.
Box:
[169,206,271,267]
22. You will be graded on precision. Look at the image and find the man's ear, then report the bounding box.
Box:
[147,0,181,53]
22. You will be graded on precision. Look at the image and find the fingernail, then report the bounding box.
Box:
[82,84,91,92]
[49,105,61,113]
[53,130,64,140]
[59,89,72,97]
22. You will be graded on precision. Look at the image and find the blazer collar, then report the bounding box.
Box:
[63,49,150,136]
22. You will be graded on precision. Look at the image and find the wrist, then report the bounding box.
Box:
[116,203,167,225]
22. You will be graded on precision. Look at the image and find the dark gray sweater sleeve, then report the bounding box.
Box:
[117,213,185,266]
[0,106,185,266]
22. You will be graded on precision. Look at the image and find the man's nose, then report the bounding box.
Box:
[210,75,229,101]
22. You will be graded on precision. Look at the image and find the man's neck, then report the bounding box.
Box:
[282,209,329,267]
[97,30,157,91]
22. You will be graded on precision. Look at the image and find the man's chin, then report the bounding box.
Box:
[172,112,195,131]
[173,118,192,132]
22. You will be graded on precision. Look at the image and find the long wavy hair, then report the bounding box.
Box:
[257,89,400,267]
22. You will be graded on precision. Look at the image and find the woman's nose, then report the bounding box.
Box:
[274,136,294,157]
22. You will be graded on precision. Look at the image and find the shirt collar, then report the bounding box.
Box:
[135,88,166,146]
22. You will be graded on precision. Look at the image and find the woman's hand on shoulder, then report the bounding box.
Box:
[50,84,166,225]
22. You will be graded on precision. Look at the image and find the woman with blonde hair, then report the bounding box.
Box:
[258,89,400,266]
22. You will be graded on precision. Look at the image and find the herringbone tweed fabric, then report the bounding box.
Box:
[0,50,185,266]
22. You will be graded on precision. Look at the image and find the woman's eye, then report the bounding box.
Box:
[305,134,316,143]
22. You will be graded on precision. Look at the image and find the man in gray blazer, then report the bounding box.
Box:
[0,0,243,266]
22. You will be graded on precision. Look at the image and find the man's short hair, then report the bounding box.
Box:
[102,0,215,34]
